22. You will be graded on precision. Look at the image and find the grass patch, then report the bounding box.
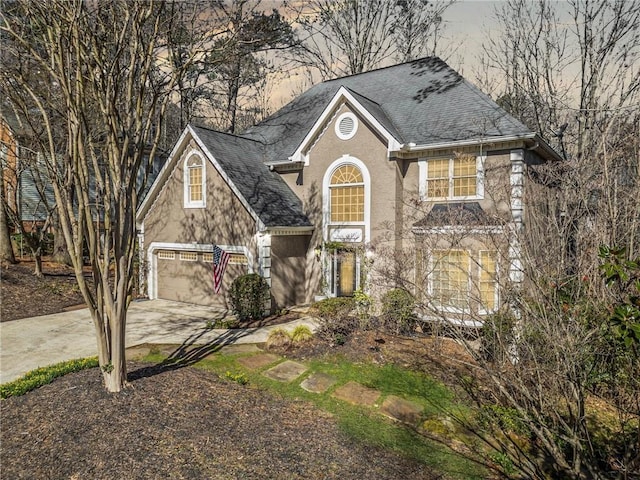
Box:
[1,357,99,398]
[145,349,484,479]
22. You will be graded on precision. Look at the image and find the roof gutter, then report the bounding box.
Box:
[262,226,315,235]
[398,133,563,162]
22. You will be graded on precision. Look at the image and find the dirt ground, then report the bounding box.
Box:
[1,363,442,480]
[1,259,87,322]
[1,259,473,479]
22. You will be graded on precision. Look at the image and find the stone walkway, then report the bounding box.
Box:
[130,343,424,426]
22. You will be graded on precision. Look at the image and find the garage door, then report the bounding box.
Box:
[155,249,248,307]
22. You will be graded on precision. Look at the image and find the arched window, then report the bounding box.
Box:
[184,152,205,208]
[329,164,364,222]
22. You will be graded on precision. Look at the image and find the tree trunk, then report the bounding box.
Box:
[51,216,72,265]
[33,253,43,277]
[95,302,128,393]
[0,193,16,264]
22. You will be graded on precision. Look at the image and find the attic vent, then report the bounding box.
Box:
[335,112,358,140]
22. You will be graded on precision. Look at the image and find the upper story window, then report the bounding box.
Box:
[184,152,205,208]
[330,164,364,222]
[419,155,484,201]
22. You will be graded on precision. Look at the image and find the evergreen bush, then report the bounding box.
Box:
[229,273,270,321]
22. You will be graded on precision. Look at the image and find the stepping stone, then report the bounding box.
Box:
[237,353,281,370]
[218,344,262,356]
[380,395,424,425]
[332,381,381,407]
[300,372,337,393]
[263,360,308,382]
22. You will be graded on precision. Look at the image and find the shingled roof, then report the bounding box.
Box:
[242,57,534,163]
[190,126,311,228]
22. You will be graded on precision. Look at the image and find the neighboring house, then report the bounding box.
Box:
[2,110,167,235]
[137,57,562,317]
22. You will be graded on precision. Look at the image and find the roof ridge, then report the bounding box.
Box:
[190,124,265,145]
[342,86,406,144]
[321,55,447,84]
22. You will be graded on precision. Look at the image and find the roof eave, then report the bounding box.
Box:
[397,133,563,162]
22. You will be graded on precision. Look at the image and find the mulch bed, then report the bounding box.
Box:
[1,260,87,322]
[1,363,440,480]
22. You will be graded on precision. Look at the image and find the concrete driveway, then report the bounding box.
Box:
[0,299,317,384]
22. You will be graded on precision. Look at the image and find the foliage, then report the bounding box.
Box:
[1,357,98,398]
[266,328,292,350]
[312,297,359,345]
[353,288,372,323]
[290,0,454,80]
[480,312,515,363]
[311,296,356,317]
[599,245,640,349]
[224,370,249,385]
[206,318,238,330]
[380,288,416,334]
[267,325,314,350]
[229,273,270,321]
[290,325,313,343]
[441,246,640,479]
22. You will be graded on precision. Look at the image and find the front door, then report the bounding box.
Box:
[335,250,357,297]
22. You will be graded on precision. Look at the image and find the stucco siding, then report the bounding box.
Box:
[270,235,311,308]
[142,139,258,306]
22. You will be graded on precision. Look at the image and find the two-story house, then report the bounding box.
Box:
[136,57,562,318]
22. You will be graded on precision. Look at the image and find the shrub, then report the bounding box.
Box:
[229,273,270,321]
[266,328,292,350]
[311,296,355,317]
[381,288,416,334]
[480,312,515,363]
[290,325,313,342]
[312,297,359,345]
[353,289,372,325]
[1,357,99,398]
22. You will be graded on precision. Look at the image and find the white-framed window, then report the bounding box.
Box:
[329,164,365,223]
[419,155,485,201]
[430,249,470,312]
[334,112,358,140]
[479,250,498,313]
[184,152,206,208]
[157,250,175,260]
[179,251,198,261]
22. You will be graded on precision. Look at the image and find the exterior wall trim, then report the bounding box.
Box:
[509,149,525,285]
[289,86,402,164]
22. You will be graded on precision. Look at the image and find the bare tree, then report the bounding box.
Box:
[0,0,221,392]
[477,0,640,256]
[390,0,455,63]
[291,0,455,81]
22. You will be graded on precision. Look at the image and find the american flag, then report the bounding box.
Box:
[213,245,230,293]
